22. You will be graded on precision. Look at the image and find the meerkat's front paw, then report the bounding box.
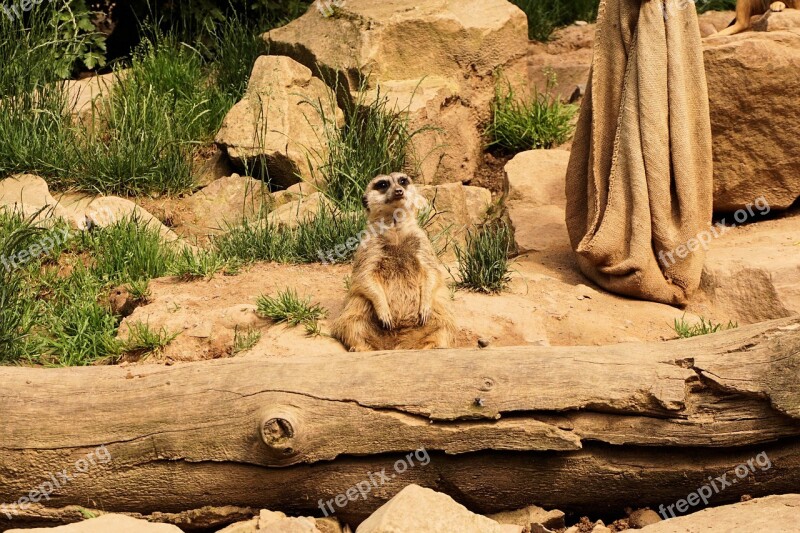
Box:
[771,1,786,11]
[376,308,394,330]
[418,303,432,325]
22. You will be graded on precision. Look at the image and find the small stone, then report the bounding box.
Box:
[478,338,491,348]
[574,20,588,26]
[628,508,661,529]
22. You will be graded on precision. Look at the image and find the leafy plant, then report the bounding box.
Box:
[454,221,514,294]
[485,73,577,154]
[673,316,738,339]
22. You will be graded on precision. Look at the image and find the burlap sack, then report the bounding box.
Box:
[565,0,713,306]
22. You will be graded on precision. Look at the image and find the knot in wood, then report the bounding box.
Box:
[261,416,296,456]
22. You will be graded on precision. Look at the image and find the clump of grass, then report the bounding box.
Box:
[511,0,599,41]
[214,218,296,264]
[232,326,261,354]
[293,205,367,263]
[485,74,577,154]
[171,247,227,280]
[37,265,122,366]
[311,82,423,211]
[0,212,43,362]
[82,214,176,285]
[126,279,151,303]
[123,321,180,358]
[673,316,738,339]
[257,289,327,335]
[696,0,737,13]
[454,221,514,294]
[214,205,367,265]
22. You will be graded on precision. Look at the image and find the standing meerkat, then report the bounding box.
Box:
[331,172,456,352]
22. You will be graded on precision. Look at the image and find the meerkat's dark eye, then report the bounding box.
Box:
[398,177,409,186]
[374,180,389,190]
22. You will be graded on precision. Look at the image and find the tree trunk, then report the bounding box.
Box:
[1,317,799,527]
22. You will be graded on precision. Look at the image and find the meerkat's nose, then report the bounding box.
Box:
[393,188,405,198]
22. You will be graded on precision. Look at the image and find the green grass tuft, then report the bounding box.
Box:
[485,74,577,154]
[310,83,423,211]
[454,221,514,294]
[170,247,227,280]
[232,327,262,354]
[124,321,180,358]
[673,316,738,339]
[256,289,327,334]
[82,215,176,285]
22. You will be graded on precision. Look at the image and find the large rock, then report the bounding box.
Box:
[704,27,800,211]
[5,514,182,532]
[265,0,528,90]
[266,192,334,229]
[503,149,570,253]
[215,56,342,189]
[355,484,520,533]
[364,77,482,184]
[417,183,492,251]
[179,174,272,232]
[690,210,800,324]
[0,174,71,222]
[639,494,800,532]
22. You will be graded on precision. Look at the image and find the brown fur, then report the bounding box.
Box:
[714,0,798,36]
[331,173,456,352]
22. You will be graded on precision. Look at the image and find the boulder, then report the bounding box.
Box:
[0,174,72,222]
[639,494,800,532]
[216,510,325,533]
[628,509,662,529]
[417,183,492,256]
[488,505,565,530]
[267,192,334,228]
[752,8,800,32]
[180,175,272,232]
[215,56,343,188]
[265,0,528,90]
[704,29,800,211]
[362,77,482,185]
[193,146,236,188]
[5,514,182,532]
[355,484,520,533]
[64,72,119,129]
[691,211,800,323]
[503,150,570,253]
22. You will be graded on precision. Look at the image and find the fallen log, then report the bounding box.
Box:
[1,317,799,527]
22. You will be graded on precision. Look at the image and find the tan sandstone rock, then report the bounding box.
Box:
[64,72,119,130]
[355,484,520,533]
[363,77,482,185]
[488,504,565,530]
[752,7,800,32]
[267,192,335,229]
[215,56,342,188]
[0,173,75,224]
[704,28,800,211]
[180,174,271,232]
[690,211,800,324]
[5,513,182,532]
[266,0,527,89]
[503,149,571,254]
[639,494,800,532]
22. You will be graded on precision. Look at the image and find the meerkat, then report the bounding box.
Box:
[331,173,456,352]
[713,0,798,36]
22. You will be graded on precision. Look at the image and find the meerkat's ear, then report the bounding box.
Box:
[362,194,369,210]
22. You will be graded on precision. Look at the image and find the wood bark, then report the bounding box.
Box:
[1,317,799,527]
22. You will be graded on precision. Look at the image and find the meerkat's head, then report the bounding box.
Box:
[362,172,422,223]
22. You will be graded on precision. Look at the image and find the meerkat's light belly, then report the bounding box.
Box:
[376,252,423,326]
